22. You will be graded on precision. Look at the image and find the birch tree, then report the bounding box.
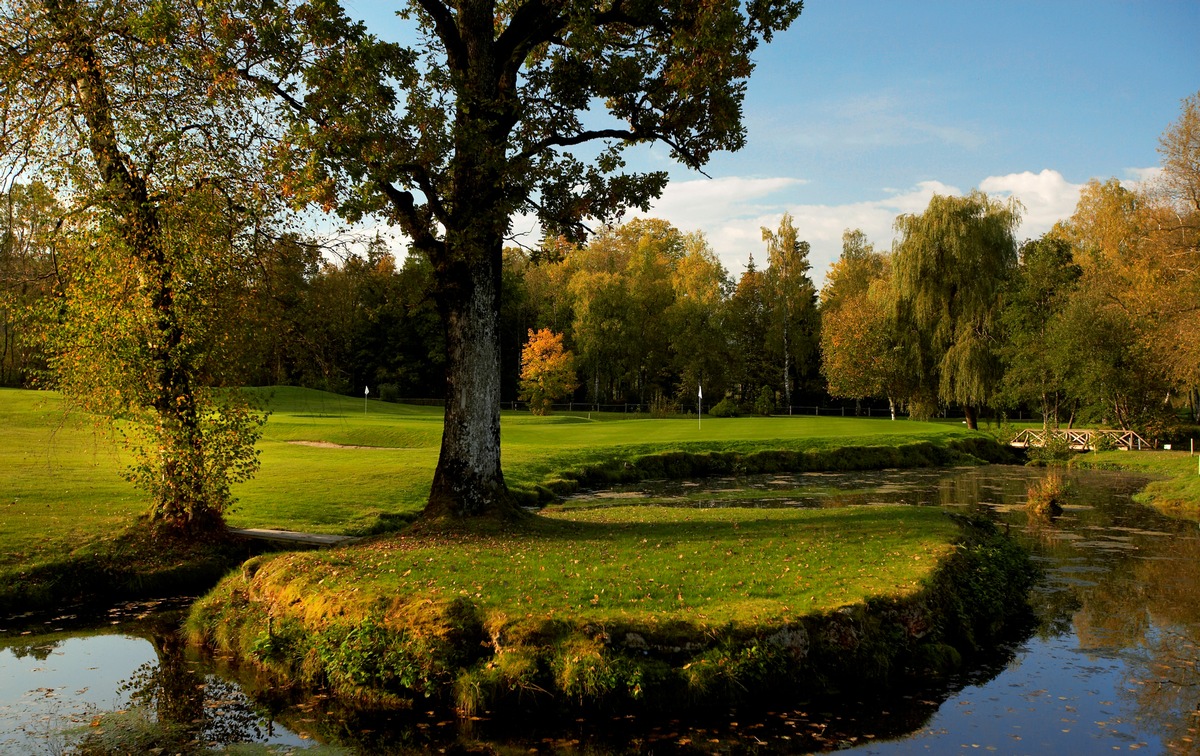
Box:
[761,212,818,410]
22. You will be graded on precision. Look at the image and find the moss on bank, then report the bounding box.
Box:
[186,508,1036,715]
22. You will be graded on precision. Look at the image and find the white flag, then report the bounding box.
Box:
[698,384,702,400]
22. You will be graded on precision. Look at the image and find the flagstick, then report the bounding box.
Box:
[698,384,702,431]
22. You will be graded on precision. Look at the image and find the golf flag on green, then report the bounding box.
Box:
[698,384,702,429]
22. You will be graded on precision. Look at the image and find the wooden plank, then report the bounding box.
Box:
[228,527,360,548]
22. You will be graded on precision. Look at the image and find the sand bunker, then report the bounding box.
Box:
[286,440,382,450]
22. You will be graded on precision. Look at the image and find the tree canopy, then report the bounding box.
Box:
[891,191,1020,428]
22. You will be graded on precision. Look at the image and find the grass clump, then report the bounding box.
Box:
[188,506,1035,714]
[1025,469,1069,516]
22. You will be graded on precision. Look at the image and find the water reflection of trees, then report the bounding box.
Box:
[983,466,1200,755]
[1071,529,1200,754]
[79,617,281,751]
[127,624,269,746]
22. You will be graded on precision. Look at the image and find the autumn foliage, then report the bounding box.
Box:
[519,329,578,415]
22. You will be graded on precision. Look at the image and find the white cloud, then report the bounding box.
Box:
[1123,166,1163,189]
[980,169,1083,240]
[627,176,806,229]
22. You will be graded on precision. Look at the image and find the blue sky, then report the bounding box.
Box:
[346,1,1200,285]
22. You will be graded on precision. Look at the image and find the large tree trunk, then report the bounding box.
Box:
[425,242,519,520]
[963,403,978,430]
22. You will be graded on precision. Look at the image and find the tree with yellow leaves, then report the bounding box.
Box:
[519,329,578,416]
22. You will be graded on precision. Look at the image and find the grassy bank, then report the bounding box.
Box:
[187,507,1035,714]
[1075,450,1200,521]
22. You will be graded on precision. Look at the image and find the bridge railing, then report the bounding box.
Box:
[1009,428,1152,451]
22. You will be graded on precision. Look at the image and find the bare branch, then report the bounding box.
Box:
[413,0,465,72]
[517,127,640,161]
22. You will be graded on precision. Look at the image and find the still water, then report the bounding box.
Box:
[3,465,1199,753]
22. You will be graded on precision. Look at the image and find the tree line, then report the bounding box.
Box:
[822,93,1200,436]
[7,83,1198,440]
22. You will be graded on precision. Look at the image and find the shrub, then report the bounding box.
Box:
[1027,433,1072,466]
[707,397,739,417]
[1090,432,1117,453]
[649,395,675,418]
[754,386,774,416]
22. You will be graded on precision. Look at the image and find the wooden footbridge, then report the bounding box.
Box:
[228,527,360,548]
[1008,428,1151,451]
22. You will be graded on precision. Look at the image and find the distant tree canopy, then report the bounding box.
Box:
[0,181,59,387]
[819,230,901,415]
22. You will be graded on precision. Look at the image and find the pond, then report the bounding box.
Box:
[3,465,1198,753]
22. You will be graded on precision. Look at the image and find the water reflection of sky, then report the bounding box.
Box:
[0,634,154,752]
[852,635,1160,753]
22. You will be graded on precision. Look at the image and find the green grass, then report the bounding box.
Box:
[229,504,958,630]
[0,389,140,571]
[189,503,1015,711]
[237,391,981,531]
[1078,449,1200,521]
[1,386,976,573]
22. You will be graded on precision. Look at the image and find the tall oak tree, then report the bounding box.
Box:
[203,0,802,518]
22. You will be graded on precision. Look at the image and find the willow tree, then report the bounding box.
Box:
[0,0,271,535]
[204,0,802,518]
[892,191,1019,429]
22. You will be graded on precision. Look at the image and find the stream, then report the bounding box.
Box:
[3,465,1199,753]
